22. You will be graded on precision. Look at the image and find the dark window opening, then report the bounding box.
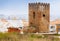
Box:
[51,26,54,29]
[43,14,45,17]
[33,12,35,18]
[19,27,22,29]
[30,22,33,25]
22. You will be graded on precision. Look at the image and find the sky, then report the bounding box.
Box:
[0,0,60,21]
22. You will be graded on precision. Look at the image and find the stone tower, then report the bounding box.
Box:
[29,2,50,33]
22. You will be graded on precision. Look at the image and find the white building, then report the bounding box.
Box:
[49,25,56,33]
[0,19,24,33]
[49,19,60,34]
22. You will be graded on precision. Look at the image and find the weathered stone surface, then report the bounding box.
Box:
[29,2,50,33]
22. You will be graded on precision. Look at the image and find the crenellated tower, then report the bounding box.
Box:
[29,2,50,33]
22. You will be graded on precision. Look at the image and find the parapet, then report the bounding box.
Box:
[29,2,50,7]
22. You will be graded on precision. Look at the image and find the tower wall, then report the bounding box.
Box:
[29,2,50,33]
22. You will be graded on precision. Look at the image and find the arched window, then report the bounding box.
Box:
[33,12,35,18]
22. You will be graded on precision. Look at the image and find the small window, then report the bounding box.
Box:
[19,27,22,29]
[33,12,35,18]
[43,14,45,17]
[51,26,54,29]
[30,22,33,25]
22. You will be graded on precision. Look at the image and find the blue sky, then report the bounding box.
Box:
[0,0,60,21]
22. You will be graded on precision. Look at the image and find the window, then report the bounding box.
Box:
[33,12,35,18]
[19,27,22,29]
[30,22,33,25]
[43,14,45,17]
[51,26,54,29]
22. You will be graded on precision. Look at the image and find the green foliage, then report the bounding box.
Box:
[0,33,60,41]
[54,34,60,36]
[30,34,43,38]
[54,38,59,41]
[0,33,9,38]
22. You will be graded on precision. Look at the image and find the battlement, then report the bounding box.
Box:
[29,2,50,7]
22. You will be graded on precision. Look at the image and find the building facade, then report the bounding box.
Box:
[50,19,60,34]
[8,27,21,33]
[29,3,50,33]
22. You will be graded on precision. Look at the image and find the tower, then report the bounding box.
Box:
[29,2,50,33]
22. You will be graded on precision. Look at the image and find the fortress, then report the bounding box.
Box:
[29,2,50,33]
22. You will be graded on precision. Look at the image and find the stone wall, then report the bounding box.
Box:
[29,2,50,33]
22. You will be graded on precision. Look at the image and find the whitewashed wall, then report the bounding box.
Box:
[0,19,24,33]
[49,25,56,33]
